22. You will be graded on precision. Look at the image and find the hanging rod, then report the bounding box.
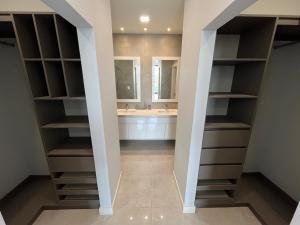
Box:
[273,41,300,49]
[0,40,15,47]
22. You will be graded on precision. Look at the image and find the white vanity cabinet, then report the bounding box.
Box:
[118,116,177,140]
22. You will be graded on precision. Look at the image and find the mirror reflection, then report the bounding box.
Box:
[114,57,141,102]
[152,57,180,102]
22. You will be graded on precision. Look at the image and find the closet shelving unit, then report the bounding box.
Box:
[196,16,277,206]
[12,13,99,208]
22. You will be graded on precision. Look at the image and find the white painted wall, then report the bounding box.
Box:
[0,39,48,198]
[0,212,5,225]
[291,203,300,225]
[244,42,300,201]
[174,0,256,212]
[0,0,52,12]
[243,0,300,16]
[43,0,121,214]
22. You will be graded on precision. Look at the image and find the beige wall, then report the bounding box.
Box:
[113,34,182,109]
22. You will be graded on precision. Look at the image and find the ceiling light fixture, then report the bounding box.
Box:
[120,27,124,31]
[140,15,150,23]
[144,27,148,32]
[167,27,171,32]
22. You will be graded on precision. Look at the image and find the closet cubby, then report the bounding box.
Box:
[13,13,99,208]
[44,61,67,97]
[55,15,80,59]
[63,61,85,97]
[196,16,277,207]
[34,14,60,59]
[24,61,49,97]
[13,14,41,58]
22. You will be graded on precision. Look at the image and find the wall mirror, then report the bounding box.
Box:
[152,57,180,102]
[114,56,141,102]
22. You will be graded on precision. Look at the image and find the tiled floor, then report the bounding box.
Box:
[33,141,261,225]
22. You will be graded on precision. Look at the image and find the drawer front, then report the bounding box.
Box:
[48,157,95,172]
[200,148,247,164]
[198,165,243,180]
[202,130,250,148]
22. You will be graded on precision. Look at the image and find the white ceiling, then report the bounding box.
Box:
[110,0,184,34]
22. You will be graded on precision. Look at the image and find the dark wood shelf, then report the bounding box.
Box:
[34,96,85,101]
[53,172,96,184]
[44,61,67,97]
[57,184,98,195]
[213,58,267,65]
[48,137,92,157]
[209,92,257,99]
[196,190,231,199]
[63,61,85,97]
[41,116,89,129]
[197,179,238,191]
[205,116,251,130]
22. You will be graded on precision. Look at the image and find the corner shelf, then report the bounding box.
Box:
[41,116,89,129]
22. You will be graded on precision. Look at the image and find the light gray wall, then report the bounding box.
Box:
[0,39,49,199]
[113,34,182,109]
[245,42,300,201]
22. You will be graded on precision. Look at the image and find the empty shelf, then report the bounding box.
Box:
[61,184,97,190]
[41,116,89,128]
[34,96,85,100]
[57,184,98,195]
[205,116,251,129]
[53,172,96,184]
[197,190,230,199]
[209,92,257,99]
[213,58,267,65]
[197,179,237,191]
[62,195,99,200]
[48,137,92,157]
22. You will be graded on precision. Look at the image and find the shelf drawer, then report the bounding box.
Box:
[48,157,95,172]
[200,148,246,164]
[202,130,250,148]
[198,165,243,180]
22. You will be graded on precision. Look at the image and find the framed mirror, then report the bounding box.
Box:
[114,56,141,102]
[152,57,180,102]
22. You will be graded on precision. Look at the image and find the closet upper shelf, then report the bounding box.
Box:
[213,58,267,65]
[34,96,85,101]
[275,18,300,41]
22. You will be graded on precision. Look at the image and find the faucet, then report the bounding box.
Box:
[125,104,129,111]
[165,104,168,111]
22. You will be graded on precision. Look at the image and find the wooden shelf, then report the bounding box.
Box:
[57,184,98,195]
[213,58,267,65]
[48,137,92,157]
[205,116,251,130]
[197,179,238,191]
[41,116,89,129]
[34,96,85,101]
[13,14,41,58]
[209,92,257,99]
[55,15,80,59]
[63,61,85,97]
[53,172,97,184]
[34,14,60,58]
[44,61,67,97]
[196,190,231,199]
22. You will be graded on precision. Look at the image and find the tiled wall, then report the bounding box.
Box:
[113,34,182,109]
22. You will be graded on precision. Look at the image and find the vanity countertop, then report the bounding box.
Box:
[117,109,177,117]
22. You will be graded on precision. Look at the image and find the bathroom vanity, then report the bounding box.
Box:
[117,109,177,140]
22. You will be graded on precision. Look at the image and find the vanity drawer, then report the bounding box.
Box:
[202,130,250,148]
[198,165,243,180]
[48,157,95,172]
[200,148,247,164]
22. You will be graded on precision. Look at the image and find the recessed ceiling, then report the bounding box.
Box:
[110,0,184,34]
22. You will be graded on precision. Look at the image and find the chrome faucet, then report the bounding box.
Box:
[165,104,168,111]
[125,104,129,111]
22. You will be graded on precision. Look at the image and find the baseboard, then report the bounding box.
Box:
[242,172,298,209]
[99,207,113,215]
[173,170,196,214]
[112,171,123,209]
